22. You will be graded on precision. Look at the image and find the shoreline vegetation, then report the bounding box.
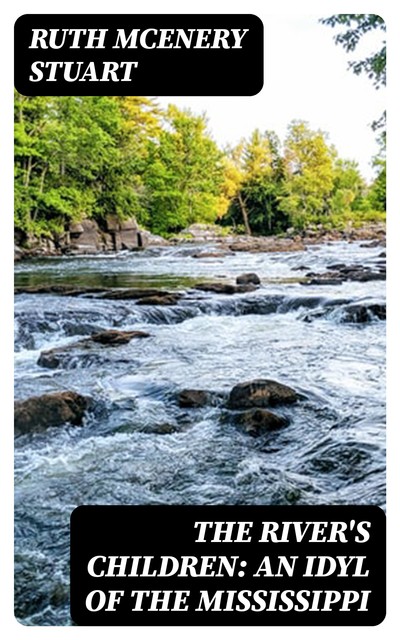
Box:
[14,93,385,261]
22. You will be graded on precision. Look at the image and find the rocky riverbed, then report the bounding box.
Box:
[14,239,386,624]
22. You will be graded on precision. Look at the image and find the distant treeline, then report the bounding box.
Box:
[14,93,385,240]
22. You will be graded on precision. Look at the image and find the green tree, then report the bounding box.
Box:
[367,129,386,213]
[216,148,245,228]
[280,121,335,229]
[321,14,386,89]
[96,96,160,225]
[330,158,368,225]
[46,96,122,224]
[144,106,224,234]
[14,94,162,239]
[368,159,386,212]
[14,93,53,235]
[369,164,386,212]
[220,130,288,235]
[15,94,123,236]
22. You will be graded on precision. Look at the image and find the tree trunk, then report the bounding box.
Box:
[39,165,48,194]
[238,193,252,236]
[24,156,33,188]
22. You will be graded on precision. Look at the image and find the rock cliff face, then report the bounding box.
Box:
[14,216,147,259]
[66,216,145,254]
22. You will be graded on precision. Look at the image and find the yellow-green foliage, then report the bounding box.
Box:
[14,93,385,241]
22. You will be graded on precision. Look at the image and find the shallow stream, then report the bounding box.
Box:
[14,241,386,624]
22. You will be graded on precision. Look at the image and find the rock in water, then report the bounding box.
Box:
[195,282,258,295]
[14,391,90,435]
[178,389,209,408]
[135,294,181,306]
[37,330,151,369]
[236,273,261,285]
[229,238,304,253]
[341,303,386,323]
[236,409,289,436]
[192,251,230,259]
[235,284,258,293]
[37,349,64,369]
[228,379,298,409]
[99,288,173,300]
[90,330,150,344]
[302,278,343,286]
[195,283,238,294]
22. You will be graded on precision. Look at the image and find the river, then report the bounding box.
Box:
[14,240,386,625]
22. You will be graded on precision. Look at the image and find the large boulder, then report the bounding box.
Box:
[67,219,100,254]
[15,391,90,435]
[37,349,68,369]
[120,221,142,250]
[106,216,145,250]
[236,273,261,285]
[140,231,170,246]
[235,409,289,436]
[228,379,298,409]
[64,217,146,254]
[341,303,386,323]
[178,390,210,408]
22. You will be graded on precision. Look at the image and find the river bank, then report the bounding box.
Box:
[14,221,386,260]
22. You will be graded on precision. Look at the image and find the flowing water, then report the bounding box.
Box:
[14,241,386,625]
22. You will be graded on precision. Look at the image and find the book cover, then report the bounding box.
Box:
[4,0,395,635]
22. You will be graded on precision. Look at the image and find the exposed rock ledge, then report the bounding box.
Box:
[14,217,168,260]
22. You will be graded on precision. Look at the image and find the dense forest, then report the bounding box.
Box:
[14,16,386,242]
[14,92,386,241]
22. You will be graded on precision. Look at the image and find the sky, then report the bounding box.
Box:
[157,15,386,183]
